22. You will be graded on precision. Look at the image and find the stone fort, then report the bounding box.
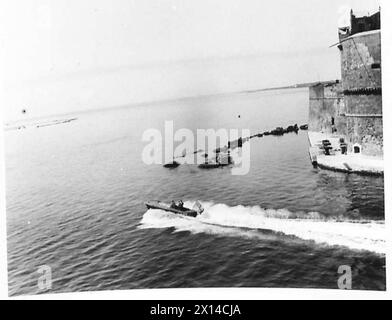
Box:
[308,9,382,156]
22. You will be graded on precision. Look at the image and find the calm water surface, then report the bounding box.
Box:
[6,89,385,295]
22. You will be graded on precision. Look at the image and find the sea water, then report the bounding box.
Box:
[5,88,385,295]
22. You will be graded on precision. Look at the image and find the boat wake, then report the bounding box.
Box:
[139,201,385,255]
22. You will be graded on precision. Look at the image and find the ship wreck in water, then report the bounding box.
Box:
[308,8,383,175]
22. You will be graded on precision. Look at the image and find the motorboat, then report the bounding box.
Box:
[145,200,204,218]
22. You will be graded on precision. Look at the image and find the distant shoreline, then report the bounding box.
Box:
[243,80,339,94]
[4,80,337,125]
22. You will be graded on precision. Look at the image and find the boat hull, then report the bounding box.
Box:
[145,201,198,217]
[198,163,221,169]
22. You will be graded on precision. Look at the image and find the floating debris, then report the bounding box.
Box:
[270,127,285,136]
[300,124,309,130]
[164,122,305,171]
[198,157,233,170]
[198,163,221,169]
[163,161,180,169]
[286,124,299,133]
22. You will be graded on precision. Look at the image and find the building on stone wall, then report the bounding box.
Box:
[308,8,382,157]
[338,9,381,39]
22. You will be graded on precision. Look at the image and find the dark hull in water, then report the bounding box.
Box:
[198,163,221,169]
[163,161,180,168]
[198,156,232,169]
[145,201,199,217]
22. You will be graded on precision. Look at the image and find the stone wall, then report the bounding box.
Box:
[341,31,381,91]
[345,95,383,156]
[345,94,382,114]
[340,30,383,156]
[309,82,346,134]
[346,117,383,156]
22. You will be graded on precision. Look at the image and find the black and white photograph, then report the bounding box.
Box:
[0,0,389,298]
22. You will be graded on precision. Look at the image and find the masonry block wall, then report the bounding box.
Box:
[341,31,381,90]
[340,30,383,156]
[309,82,346,134]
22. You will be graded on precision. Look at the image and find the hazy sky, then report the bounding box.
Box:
[1,0,381,121]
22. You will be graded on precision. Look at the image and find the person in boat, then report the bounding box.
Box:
[170,200,184,210]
